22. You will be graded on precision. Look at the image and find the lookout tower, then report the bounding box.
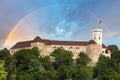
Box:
[92,20,102,45]
[92,29,102,45]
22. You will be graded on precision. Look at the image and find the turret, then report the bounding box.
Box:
[92,29,102,45]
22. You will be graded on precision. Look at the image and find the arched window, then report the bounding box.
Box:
[53,46,57,49]
[69,47,73,51]
[61,46,64,49]
[93,34,96,40]
[75,47,79,53]
[94,37,96,40]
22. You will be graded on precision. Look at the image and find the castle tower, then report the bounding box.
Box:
[92,29,102,45]
[86,28,103,66]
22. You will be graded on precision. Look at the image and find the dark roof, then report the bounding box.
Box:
[102,44,107,48]
[11,41,32,49]
[50,40,88,46]
[11,36,100,49]
[87,40,96,45]
[33,36,42,42]
[41,39,50,45]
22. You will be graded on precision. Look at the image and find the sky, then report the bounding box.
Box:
[0,0,120,49]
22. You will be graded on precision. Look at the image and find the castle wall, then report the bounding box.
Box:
[86,44,102,66]
[33,43,87,59]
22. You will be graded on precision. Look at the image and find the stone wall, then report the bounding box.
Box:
[86,44,102,66]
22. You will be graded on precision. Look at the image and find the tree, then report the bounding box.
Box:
[71,65,93,80]
[51,48,73,69]
[108,45,119,54]
[108,45,120,63]
[0,48,10,60]
[76,52,90,65]
[39,56,54,70]
[0,60,7,80]
[30,47,40,57]
[0,48,11,68]
[93,54,120,80]
[27,59,46,80]
[57,65,72,80]
[6,58,16,80]
[7,47,41,80]
[96,68,120,80]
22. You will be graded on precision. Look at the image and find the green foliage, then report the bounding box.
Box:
[72,65,93,80]
[39,56,54,70]
[76,52,90,65]
[7,47,57,80]
[16,72,34,80]
[51,48,73,69]
[57,65,73,80]
[108,45,119,53]
[7,47,41,80]
[93,45,120,80]
[1,45,120,80]
[112,50,120,63]
[0,60,7,80]
[30,47,40,57]
[108,45,120,62]
[0,48,11,68]
[93,54,120,80]
[0,48,10,60]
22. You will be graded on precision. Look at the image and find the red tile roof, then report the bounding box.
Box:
[50,40,88,46]
[11,41,32,49]
[87,40,97,45]
[102,44,107,48]
[33,36,42,42]
[11,36,106,49]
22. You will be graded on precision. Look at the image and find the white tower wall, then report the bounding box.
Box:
[92,29,102,45]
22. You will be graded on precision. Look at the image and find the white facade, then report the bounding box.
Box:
[92,29,102,45]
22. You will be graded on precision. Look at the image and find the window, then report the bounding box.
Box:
[10,50,13,53]
[102,51,104,53]
[99,34,101,40]
[69,47,73,51]
[53,46,57,50]
[61,46,64,49]
[99,37,101,40]
[76,47,79,52]
[76,49,79,52]
[94,37,96,40]
[53,46,56,48]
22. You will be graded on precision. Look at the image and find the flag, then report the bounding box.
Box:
[99,20,102,24]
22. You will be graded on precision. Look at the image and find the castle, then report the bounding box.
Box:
[10,29,111,65]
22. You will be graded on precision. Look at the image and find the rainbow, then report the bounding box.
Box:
[3,8,43,48]
[3,6,111,48]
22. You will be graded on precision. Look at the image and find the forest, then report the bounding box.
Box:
[0,45,120,80]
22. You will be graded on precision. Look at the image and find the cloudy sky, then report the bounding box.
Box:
[0,0,120,49]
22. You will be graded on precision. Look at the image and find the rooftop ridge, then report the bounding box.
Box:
[11,36,104,49]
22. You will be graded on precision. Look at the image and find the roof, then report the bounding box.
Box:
[50,40,88,46]
[33,36,42,42]
[102,44,107,48]
[11,36,100,49]
[87,40,96,45]
[11,41,32,49]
